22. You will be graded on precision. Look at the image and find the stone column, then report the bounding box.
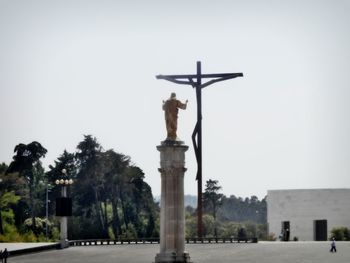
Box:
[155,142,192,263]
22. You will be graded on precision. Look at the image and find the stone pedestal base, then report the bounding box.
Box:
[155,252,192,263]
[154,142,192,263]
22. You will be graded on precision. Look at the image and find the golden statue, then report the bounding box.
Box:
[162,92,188,141]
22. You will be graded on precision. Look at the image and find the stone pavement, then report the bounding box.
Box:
[5,241,350,263]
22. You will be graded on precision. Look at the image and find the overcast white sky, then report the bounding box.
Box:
[1,0,350,199]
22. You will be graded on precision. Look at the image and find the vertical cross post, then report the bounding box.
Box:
[156,62,243,238]
[195,61,203,238]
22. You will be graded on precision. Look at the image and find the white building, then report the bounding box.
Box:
[267,189,350,241]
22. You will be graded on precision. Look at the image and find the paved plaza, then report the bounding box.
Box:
[3,241,349,263]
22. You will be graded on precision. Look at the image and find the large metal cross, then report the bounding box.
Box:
[156,61,243,238]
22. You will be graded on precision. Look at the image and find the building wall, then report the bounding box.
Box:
[267,189,350,241]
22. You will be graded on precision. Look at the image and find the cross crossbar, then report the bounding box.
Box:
[156,73,243,79]
[156,73,243,88]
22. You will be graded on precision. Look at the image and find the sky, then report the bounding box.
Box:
[1,0,350,199]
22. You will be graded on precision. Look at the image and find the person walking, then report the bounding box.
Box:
[330,237,337,253]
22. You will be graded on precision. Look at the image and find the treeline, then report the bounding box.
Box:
[1,136,267,242]
[218,195,267,224]
[183,194,267,224]
[185,180,267,239]
[0,135,158,241]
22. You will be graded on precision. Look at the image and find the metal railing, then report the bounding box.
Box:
[69,237,257,246]
[69,238,160,246]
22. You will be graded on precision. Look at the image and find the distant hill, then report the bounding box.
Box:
[184,195,197,208]
[154,195,197,208]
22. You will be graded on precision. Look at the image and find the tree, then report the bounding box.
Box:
[0,164,23,237]
[0,166,27,231]
[6,141,47,235]
[331,227,350,241]
[69,135,158,239]
[203,179,223,237]
[0,164,8,234]
[1,136,159,240]
[0,163,8,174]
[125,165,156,237]
[73,135,107,238]
[217,195,267,224]
[98,150,129,238]
[0,191,21,236]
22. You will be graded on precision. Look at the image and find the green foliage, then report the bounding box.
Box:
[51,227,60,241]
[1,136,268,242]
[331,227,350,241]
[0,163,8,174]
[153,215,160,238]
[22,231,38,242]
[0,191,21,210]
[257,223,268,240]
[203,214,215,237]
[49,135,157,240]
[21,217,58,241]
[23,217,46,232]
[2,209,16,227]
[243,221,256,237]
[203,179,224,237]
[0,189,21,237]
[0,199,22,242]
[0,212,56,242]
[6,141,47,177]
[6,141,48,236]
[184,179,269,239]
[217,195,267,224]
[108,226,115,239]
[185,215,197,238]
[1,136,158,241]
[120,223,138,239]
[0,171,28,232]
[220,222,242,238]
[201,179,268,239]
[0,227,22,242]
[203,179,223,220]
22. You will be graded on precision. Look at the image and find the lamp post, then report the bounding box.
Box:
[55,169,73,248]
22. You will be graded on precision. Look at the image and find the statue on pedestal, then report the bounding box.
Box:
[162,92,188,141]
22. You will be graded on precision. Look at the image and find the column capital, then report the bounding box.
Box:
[158,167,187,175]
[157,143,189,152]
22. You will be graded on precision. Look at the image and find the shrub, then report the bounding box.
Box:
[51,227,60,241]
[120,223,138,239]
[331,227,350,241]
[221,222,242,238]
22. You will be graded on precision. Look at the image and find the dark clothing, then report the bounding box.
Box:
[330,240,337,253]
